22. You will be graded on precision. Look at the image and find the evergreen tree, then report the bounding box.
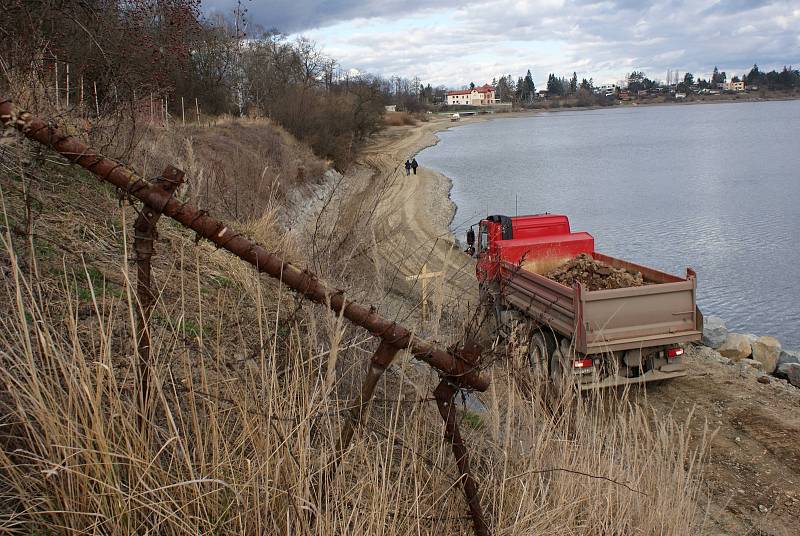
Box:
[710,66,725,87]
[522,69,536,103]
[746,64,766,86]
[569,72,578,95]
[546,73,560,95]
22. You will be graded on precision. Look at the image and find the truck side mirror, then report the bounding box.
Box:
[465,228,476,256]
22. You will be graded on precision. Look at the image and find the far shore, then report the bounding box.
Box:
[429,91,800,123]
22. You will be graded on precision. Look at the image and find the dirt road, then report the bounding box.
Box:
[646,347,800,535]
[326,117,800,535]
[317,117,480,324]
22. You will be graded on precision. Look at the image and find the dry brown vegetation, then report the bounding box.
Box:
[384,112,418,127]
[131,116,328,222]
[0,122,711,534]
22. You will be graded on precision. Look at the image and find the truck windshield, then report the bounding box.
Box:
[478,223,488,252]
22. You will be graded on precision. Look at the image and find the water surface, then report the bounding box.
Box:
[418,101,800,348]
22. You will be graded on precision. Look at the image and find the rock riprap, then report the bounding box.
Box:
[545,253,645,291]
[702,316,727,348]
[751,336,781,374]
[717,333,753,360]
[778,349,800,367]
[781,363,800,388]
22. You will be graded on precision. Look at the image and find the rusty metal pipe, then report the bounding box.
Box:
[0,99,488,392]
[434,380,491,536]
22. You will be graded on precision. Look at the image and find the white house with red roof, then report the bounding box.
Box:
[446,84,498,106]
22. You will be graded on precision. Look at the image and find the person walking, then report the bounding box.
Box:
[404,159,412,176]
[411,158,419,175]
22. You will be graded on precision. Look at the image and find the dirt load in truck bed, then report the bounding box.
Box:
[545,253,646,290]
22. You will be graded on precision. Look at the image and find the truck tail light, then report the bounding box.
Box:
[667,347,684,359]
[572,358,593,369]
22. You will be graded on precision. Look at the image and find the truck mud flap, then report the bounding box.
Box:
[578,368,687,390]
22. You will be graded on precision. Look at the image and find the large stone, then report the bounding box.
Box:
[776,363,793,379]
[778,349,800,367]
[751,336,782,374]
[782,363,800,388]
[701,316,728,348]
[718,333,753,361]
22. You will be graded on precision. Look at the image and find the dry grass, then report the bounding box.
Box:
[130,117,328,223]
[0,258,709,533]
[0,126,710,535]
[384,112,418,127]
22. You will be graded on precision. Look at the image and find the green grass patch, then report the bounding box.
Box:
[462,411,484,431]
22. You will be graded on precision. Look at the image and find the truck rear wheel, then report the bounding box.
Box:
[528,329,556,377]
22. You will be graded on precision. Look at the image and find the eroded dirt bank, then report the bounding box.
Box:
[322,116,800,535]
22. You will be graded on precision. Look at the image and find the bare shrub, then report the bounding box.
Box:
[384,112,418,126]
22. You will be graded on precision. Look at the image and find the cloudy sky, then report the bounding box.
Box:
[205,0,800,87]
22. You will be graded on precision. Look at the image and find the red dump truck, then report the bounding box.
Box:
[466,214,703,389]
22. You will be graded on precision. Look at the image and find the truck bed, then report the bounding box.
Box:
[499,252,702,354]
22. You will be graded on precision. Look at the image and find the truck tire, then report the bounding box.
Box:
[528,330,556,376]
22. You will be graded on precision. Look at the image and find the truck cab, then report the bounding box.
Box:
[471,214,594,282]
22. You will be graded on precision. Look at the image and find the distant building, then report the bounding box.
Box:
[446,84,497,106]
[675,92,687,100]
[384,105,397,112]
[723,81,745,92]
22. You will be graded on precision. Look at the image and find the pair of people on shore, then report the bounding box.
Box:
[404,158,419,176]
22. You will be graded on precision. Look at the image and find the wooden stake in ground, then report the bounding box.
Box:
[93,81,99,116]
[65,63,69,108]
[80,76,84,108]
[195,97,200,123]
[405,263,444,320]
[150,93,153,124]
[181,96,185,125]
[54,60,59,109]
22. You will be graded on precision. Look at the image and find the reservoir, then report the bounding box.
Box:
[418,100,800,348]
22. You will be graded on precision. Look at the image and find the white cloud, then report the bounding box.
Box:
[204,0,800,86]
